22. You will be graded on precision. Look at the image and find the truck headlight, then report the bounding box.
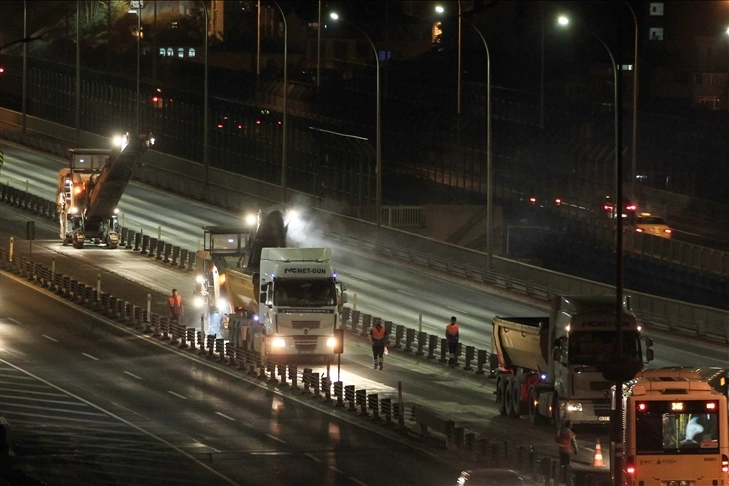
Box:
[271,337,286,348]
[566,402,583,413]
[326,337,336,347]
[216,298,228,312]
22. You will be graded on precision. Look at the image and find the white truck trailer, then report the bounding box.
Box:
[491,295,652,425]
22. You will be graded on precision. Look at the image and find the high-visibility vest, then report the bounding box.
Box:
[446,323,459,342]
[168,295,182,315]
[371,325,387,345]
[557,428,575,454]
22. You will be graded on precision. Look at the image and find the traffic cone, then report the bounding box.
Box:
[593,438,606,467]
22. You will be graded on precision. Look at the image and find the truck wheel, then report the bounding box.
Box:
[509,377,522,417]
[496,376,507,416]
[504,376,518,418]
[550,395,560,425]
[528,387,546,425]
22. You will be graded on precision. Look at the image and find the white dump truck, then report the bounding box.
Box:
[491,295,653,425]
[193,211,346,359]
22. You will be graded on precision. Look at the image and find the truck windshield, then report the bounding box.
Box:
[273,279,336,307]
[634,400,720,454]
[569,330,642,366]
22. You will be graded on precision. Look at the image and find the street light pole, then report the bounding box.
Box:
[457,0,462,116]
[272,1,288,203]
[436,7,493,269]
[623,1,638,201]
[22,0,27,134]
[330,13,381,232]
[461,18,492,270]
[75,0,80,146]
[559,16,624,486]
[136,2,141,135]
[200,1,209,187]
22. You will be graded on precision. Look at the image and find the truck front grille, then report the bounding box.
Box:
[290,321,320,329]
[590,381,612,391]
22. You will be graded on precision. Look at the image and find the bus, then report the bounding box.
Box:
[623,368,729,485]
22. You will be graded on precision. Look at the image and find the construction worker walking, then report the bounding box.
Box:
[556,420,579,485]
[168,288,184,322]
[370,319,388,370]
[446,316,460,367]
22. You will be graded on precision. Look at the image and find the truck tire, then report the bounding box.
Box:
[510,377,523,417]
[72,235,84,249]
[505,376,519,418]
[496,376,507,416]
[528,387,546,425]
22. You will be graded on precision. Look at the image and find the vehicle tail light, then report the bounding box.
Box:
[626,204,636,211]
[529,197,537,204]
[635,228,644,233]
[664,229,672,234]
[722,454,728,473]
[555,198,562,205]
[625,456,636,476]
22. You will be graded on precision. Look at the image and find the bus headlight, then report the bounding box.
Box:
[271,337,286,348]
[326,337,337,347]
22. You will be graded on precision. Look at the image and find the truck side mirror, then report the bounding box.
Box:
[645,348,654,362]
[339,283,348,292]
[552,348,562,362]
[341,293,348,304]
[259,292,266,303]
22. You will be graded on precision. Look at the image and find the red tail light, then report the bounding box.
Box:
[664,229,672,234]
[529,197,537,204]
[626,204,636,211]
[555,198,562,205]
[635,228,644,233]
[625,456,636,476]
[722,454,728,473]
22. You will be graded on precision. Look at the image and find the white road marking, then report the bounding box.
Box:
[368,305,385,313]
[396,290,415,297]
[81,353,99,361]
[328,466,345,474]
[347,274,369,282]
[266,433,287,444]
[167,391,187,400]
[6,318,21,325]
[446,306,469,315]
[123,371,142,380]
[349,478,370,486]
[305,453,321,462]
[215,412,236,421]
[42,335,58,342]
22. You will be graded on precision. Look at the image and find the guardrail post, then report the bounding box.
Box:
[334,381,344,407]
[350,310,360,334]
[125,229,135,249]
[342,308,351,330]
[368,393,379,420]
[345,385,356,412]
[463,345,475,371]
[179,249,188,269]
[134,232,141,251]
[476,349,487,374]
[288,365,298,390]
[394,324,404,349]
[381,398,392,425]
[360,314,371,337]
[163,243,172,263]
[156,240,165,260]
[303,368,312,394]
[439,338,449,363]
[416,331,426,356]
[322,374,331,402]
[356,389,367,416]
[404,328,415,353]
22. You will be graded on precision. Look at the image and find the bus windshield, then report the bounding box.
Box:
[634,400,720,454]
[273,278,336,307]
[568,330,642,366]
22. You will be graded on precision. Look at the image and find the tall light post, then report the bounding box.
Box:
[329,12,381,231]
[22,0,27,134]
[559,15,625,486]
[75,0,80,146]
[436,7,493,270]
[623,1,638,200]
[200,1,209,187]
[272,1,288,203]
[135,1,141,135]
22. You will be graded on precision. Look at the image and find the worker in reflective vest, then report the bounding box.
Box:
[370,319,388,370]
[445,316,460,367]
[168,288,184,322]
[556,420,578,482]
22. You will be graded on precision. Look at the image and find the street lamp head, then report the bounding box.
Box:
[330,12,339,21]
[558,16,570,27]
[435,5,445,14]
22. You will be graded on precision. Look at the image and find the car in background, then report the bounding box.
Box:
[629,213,672,239]
[455,468,538,485]
[600,195,637,219]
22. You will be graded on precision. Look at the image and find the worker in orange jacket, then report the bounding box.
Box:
[370,319,388,370]
[446,316,459,367]
[168,288,184,322]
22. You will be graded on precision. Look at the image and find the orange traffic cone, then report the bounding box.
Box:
[593,438,606,467]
